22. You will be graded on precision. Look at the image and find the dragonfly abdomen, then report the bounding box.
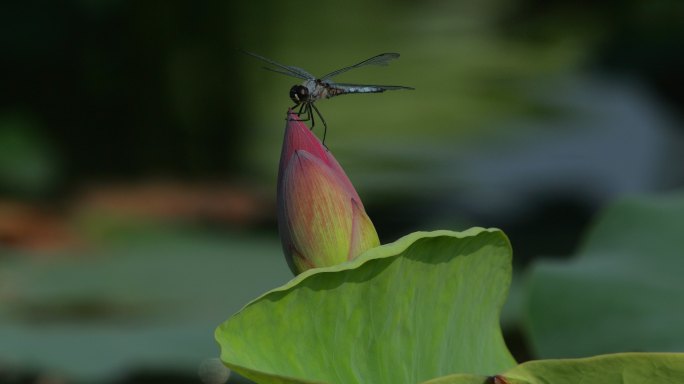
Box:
[324,84,388,98]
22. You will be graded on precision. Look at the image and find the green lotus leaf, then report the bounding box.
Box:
[424,352,684,383]
[526,193,684,358]
[215,228,517,384]
[420,374,490,384]
[503,353,684,384]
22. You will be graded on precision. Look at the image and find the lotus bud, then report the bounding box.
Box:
[277,111,380,275]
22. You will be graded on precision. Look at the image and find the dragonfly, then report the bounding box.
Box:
[242,50,414,144]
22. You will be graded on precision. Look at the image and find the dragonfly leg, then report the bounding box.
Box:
[310,103,328,147]
[293,103,313,124]
[308,104,316,131]
[296,103,306,116]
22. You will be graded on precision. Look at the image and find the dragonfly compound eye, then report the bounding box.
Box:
[289,85,309,104]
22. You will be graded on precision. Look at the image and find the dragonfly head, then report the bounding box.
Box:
[289,85,309,104]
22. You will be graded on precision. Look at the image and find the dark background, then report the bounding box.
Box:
[1,1,683,383]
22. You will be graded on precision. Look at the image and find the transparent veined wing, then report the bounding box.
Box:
[240,50,315,80]
[320,53,402,81]
[327,82,414,96]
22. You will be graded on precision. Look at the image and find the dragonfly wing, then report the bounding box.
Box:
[320,53,402,81]
[286,66,316,79]
[262,67,310,79]
[328,82,415,96]
[240,50,315,80]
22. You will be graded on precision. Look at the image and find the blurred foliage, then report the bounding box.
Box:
[0,113,60,196]
[1,1,245,189]
[0,229,291,382]
[525,192,684,357]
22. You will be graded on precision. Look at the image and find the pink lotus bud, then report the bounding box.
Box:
[277,111,380,275]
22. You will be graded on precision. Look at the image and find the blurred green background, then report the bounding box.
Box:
[1,0,683,383]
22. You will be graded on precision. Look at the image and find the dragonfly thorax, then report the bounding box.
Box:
[289,85,310,104]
